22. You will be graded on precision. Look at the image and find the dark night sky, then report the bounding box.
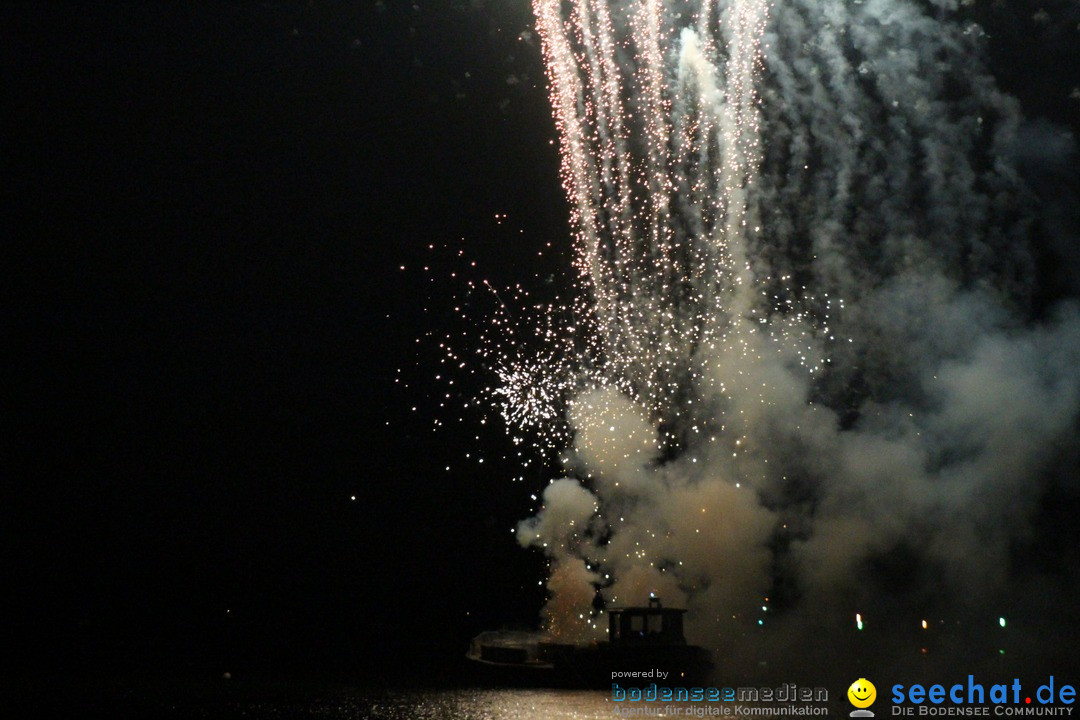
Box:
[3,0,1078,689]
[3,1,568,682]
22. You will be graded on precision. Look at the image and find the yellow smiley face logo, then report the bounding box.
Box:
[848,679,876,708]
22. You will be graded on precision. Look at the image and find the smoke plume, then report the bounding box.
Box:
[510,0,1080,679]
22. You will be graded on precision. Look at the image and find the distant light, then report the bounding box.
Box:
[856,613,864,631]
[921,619,928,630]
[999,617,1006,628]
[758,619,763,626]
[350,496,356,501]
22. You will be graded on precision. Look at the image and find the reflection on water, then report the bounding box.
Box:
[26,681,844,718]
[241,688,615,719]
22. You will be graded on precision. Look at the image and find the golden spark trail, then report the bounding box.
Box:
[528,0,780,452]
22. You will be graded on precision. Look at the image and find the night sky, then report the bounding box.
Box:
[4,0,1080,695]
[4,1,567,683]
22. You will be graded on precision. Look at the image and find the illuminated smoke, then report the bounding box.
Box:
[498,0,1080,675]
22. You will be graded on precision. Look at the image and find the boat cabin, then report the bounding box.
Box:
[608,597,687,645]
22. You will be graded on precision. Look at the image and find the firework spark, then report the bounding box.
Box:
[438,0,1080,674]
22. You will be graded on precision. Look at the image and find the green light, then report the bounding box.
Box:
[999,617,1006,628]
[857,620,864,631]
[999,649,1005,655]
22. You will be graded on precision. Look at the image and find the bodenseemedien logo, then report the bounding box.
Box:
[849,678,878,718]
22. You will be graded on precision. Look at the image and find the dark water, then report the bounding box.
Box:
[8,680,856,719]
[7,680,618,719]
[222,687,616,719]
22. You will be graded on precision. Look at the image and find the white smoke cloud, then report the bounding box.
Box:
[515,0,1080,678]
